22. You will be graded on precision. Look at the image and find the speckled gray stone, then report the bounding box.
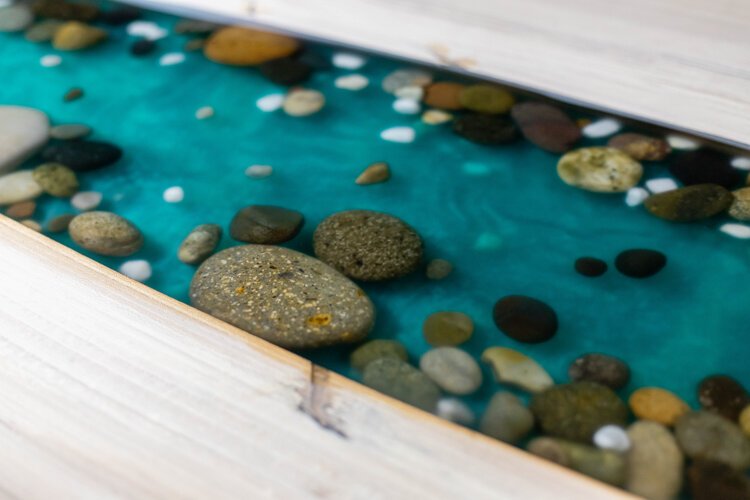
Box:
[313,210,423,281]
[675,411,750,470]
[229,205,304,244]
[68,211,143,256]
[190,245,375,349]
[350,339,407,372]
[178,224,222,265]
[419,347,482,395]
[362,357,440,411]
[480,391,534,444]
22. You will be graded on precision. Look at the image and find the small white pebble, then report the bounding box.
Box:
[436,398,475,426]
[731,157,750,170]
[159,52,185,66]
[625,187,649,207]
[593,425,631,453]
[392,98,421,115]
[119,260,152,282]
[332,52,366,70]
[474,232,502,250]
[666,134,700,150]
[245,164,273,178]
[645,178,678,193]
[256,93,284,112]
[582,118,621,138]
[394,85,424,100]
[40,54,62,67]
[720,223,750,239]
[163,186,184,203]
[380,126,415,143]
[334,74,369,91]
[71,191,102,211]
[195,106,214,120]
[126,20,168,40]
[422,109,453,125]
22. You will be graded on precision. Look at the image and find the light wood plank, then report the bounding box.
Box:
[0,216,635,498]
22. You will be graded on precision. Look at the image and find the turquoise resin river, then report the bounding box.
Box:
[1,5,748,419]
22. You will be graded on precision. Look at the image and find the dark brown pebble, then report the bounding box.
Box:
[644,183,733,222]
[607,133,671,161]
[46,213,76,233]
[99,5,141,25]
[493,295,558,343]
[130,38,156,56]
[510,102,581,153]
[423,82,465,110]
[688,460,750,500]
[229,205,304,244]
[452,114,518,145]
[568,353,630,390]
[32,0,99,21]
[259,57,313,85]
[574,257,607,277]
[614,249,666,278]
[63,87,84,102]
[5,201,36,220]
[669,149,742,189]
[698,375,750,421]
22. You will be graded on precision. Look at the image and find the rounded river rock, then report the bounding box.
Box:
[362,357,440,412]
[68,211,144,256]
[229,205,304,244]
[557,147,643,192]
[644,183,733,222]
[493,295,558,343]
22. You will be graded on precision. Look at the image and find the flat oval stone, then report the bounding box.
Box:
[49,123,92,140]
[675,411,750,469]
[574,257,607,277]
[644,183,733,222]
[669,149,742,188]
[350,339,407,372]
[480,392,534,444]
[381,68,432,94]
[531,381,628,443]
[5,200,36,219]
[0,4,33,32]
[229,205,304,244]
[204,26,300,66]
[452,114,518,145]
[422,311,473,346]
[282,89,325,117]
[423,82,465,110]
[0,170,43,205]
[52,21,107,50]
[614,249,667,278]
[190,245,374,349]
[259,57,312,85]
[482,346,553,393]
[493,295,558,343]
[362,357,440,412]
[629,387,690,426]
[459,84,514,114]
[32,163,79,197]
[568,353,630,390]
[313,210,423,282]
[558,147,643,192]
[698,375,750,421]
[41,140,122,171]
[729,187,750,221]
[626,421,684,500]
[528,437,626,487]
[419,347,482,395]
[69,211,143,256]
[607,133,671,161]
[178,224,222,265]
[510,102,581,153]
[688,460,750,500]
[0,106,50,173]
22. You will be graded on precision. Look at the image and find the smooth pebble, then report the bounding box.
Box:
[245,164,273,178]
[666,135,700,150]
[720,223,750,239]
[629,387,691,426]
[626,421,684,500]
[71,191,102,211]
[644,184,733,222]
[425,258,453,280]
[332,52,366,70]
[126,20,167,40]
[482,346,554,393]
[256,94,284,112]
[162,186,184,203]
[593,425,631,453]
[50,123,91,140]
[436,398,476,426]
[283,89,325,117]
[381,68,432,94]
[380,126,415,143]
[615,249,667,278]
[528,437,626,487]
[0,106,50,173]
[230,205,304,244]
[0,170,43,205]
[355,162,390,185]
[40,54,62,67]
[646,178,678,193]
[581,118,621,138]
[492,295,558,344]
[159,52,185,66]
[334,74,368,91]
[675,411,750,470]
[568,353,631,390]
[557,147,643,193]
[423,311,473,346]
[178,224,221,265]
[394,85,423,100]
[480,392,534,444]
[392,98,420,115]
[731,156,750,170]
[419,347,482,395]
[625,187,650,206]
[422,109,453,125]
[362,358,440,412]
[69,211,144,256]
[119,259,152,282]
[0,4,33,32]
[350,339,408,372]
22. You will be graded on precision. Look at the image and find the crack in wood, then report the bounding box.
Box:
[297,364,348,439]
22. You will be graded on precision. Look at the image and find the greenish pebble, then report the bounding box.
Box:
[458,84,514,114]
[675,411,750,469]
[422,311,473,346]
[32,163,79,197]
[528,437,626,487]
[68,211,144,256]
[25,19,64,42]
[644,183,734,222]
[480,391,534,444]
[49,123,92,140]
[557,147,643,193]
[530,381,628,443]
[362,357,441,412]
[177,223,222,265]
[626,421,684,500]
[350,339,407,372]
[419,347,482,395]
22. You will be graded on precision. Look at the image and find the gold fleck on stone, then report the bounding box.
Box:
[307,313,332,327]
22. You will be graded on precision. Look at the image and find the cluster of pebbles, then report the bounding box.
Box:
[2,2,749,498]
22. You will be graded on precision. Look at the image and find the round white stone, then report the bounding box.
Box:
[159,52,185,66]
[0,106,50,173]
[593,425,631,452]
[394,85,424,100]
[625,187,650,207]
[666,135,700,150]
[731,156,750,170]
[332,52,366,70]
[392,98,420,115]
[645,178,678,193]
[380,126,415,143]
[256,93,284,112]
[195,106,214,120]
[436,398,475,426]
[40,54,62,67]
[334,74,369,91]
[245,164,273,178]
[720,223,750,239]
[71,191,102,211]
[582,118,622,138]
[163,186,184,203]
[0,170,43,205]
[119,260,152,282]
[126,20,167,40]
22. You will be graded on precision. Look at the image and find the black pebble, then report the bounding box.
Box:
[130,39,156,56]
[259,58,313,86]
[669,149,742,189]
[698,375,750,421]
[42,141,123,172]
[99,6,142,25]
[452,114,518,145]
[493,295,558,343]
[574,257,607,277]
[295,50,332,71]
[614,249,667,278]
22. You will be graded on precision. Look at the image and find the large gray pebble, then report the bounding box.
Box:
[0,4,33,32]
[0,106,50,173]
[0,170,42,205]
[363,357,440,412]
[675,411,750,470]
[69,211,144,257]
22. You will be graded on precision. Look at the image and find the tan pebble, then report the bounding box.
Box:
[426,258,453,279]
[52,21,107,51]
[6,200,36,219]
[204,26,299,66]
[481,346,553,393]
[629,387,690,426]
[422,109,453,125]
[740,405,750,437]
[557,147,643,193]
[608,133,671,161]
[626,421,684,500]
[282,89,325,117]
[355,162,390,185]
[20,219,41,232]
[423,82,465,110]
[729,187,750,221]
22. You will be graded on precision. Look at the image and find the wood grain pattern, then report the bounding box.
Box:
[0,216,636,499]
[124,0,750,149]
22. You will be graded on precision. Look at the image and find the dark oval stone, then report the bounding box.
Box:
[568,353,630,390]
[99,5,141,25]
[41,140,122,171]
[698,375,750,421]
[493,295,558,343]
[32,0,98,21]
[64,87,84,102]
[229,205,304,244]
[614,249,667,278]
[688,460,750,500]
[644,184,733,222]
[452,114,518,145]
[130,38,156,56]
[510,102,580,153]
[669,149,742,189]
[259,57,312,86]
[574,257,607,277]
